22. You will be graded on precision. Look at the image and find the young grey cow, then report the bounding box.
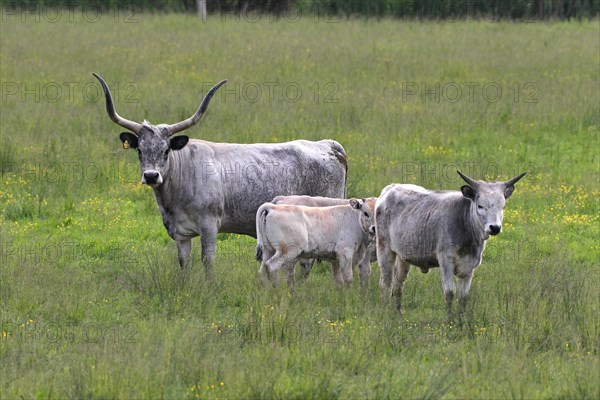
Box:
[375,170,525,316]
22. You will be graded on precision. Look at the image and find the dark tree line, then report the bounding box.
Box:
[1,0,598,20]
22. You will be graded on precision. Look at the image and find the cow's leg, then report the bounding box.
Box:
[285,261,296,288]
[339,252,353,286]
[258,245,275,285]
[299,259,314,281]
[439,258,456,317]
[258,262,269,284]
[176,238,192,269]
[358,251,372,289]
[265,252,290,276]
[377,245,396,293]
[283,261,296,291]
[200,226,218,278]
[330,260,343,284]
[392,259,411,315]
[457,271,474,315]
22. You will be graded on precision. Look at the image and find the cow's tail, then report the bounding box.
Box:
[255,244,263,262]
[255,204,270,262]
[329,140,348,198]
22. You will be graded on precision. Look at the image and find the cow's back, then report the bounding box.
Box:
[377,185,441,262]
[272,195,349,207]
[377,184,472,266]
[260,203,361,260]
[192,139,347,237]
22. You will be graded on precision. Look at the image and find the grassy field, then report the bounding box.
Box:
[1,11,599,399]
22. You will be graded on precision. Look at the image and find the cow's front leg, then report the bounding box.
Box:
[200,226,218,278]
[176,238,192,269]
[439,257,456,318]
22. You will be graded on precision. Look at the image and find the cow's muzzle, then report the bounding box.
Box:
[489,225,501,236]
[142,170,163,186]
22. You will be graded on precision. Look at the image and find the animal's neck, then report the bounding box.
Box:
[153,152,184,205]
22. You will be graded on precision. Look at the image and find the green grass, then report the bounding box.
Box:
[1,13,599,399]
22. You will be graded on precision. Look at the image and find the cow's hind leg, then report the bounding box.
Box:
[377,245,397,294]
[358,251,372,290]
[258,245,276,285]
[285,261,297,289]
[176,238,192,269]
[339,251,353,286]
[265,251,291,277]
[330,260,343,285]
[457,271,474,319]
[392,259,411,315]
[299,259,314,281]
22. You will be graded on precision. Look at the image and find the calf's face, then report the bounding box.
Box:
[350,198,376,238]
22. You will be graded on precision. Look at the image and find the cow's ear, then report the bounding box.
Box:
[170,135,189,151]
[119,132,138,149]
[461,185,476,201]
[504,185,515,199]
[350,198,362,209]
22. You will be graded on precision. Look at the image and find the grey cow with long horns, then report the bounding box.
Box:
[375,170,525,316]
[93,74,348,273]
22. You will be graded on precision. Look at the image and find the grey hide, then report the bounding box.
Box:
[375,171,525,316]
[93,74,347,273]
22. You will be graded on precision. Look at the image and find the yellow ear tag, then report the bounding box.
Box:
[123,140,130,149]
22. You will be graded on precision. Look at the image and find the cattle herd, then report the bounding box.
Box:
[94,74,525,316]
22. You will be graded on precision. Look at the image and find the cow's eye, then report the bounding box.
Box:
[364,212,370,217]
[478,205,484,210]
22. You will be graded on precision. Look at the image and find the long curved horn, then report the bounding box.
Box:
[93,73,142,133]
[504,172,526,187]
[457,170,479,188]
[166,80,227,135]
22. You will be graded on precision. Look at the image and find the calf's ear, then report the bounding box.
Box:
[119,132,138,149]
[461,185,476,201]
[170,135,189,151]
[350,198,363,209]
